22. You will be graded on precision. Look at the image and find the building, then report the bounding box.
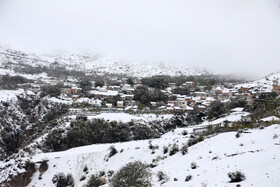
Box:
[117,101,124,108]
[272,85,280,95]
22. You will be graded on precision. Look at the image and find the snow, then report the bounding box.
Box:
[235,73,280,92]
[198,112,250,128]
[0,89,24,101]
[27,124,280,187]
[260,116,280,122]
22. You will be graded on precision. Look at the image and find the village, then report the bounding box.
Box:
[52,75,280,116]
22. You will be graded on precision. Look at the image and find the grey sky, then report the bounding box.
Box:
[0,0,280,77]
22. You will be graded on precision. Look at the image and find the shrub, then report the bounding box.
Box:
[190,162,197,169]
[182,130,188,136]
[187,135,204,147]
[180,144,188,155]
[85,174,104,187]
[148,140,159,150]
[157,171,169,184]
[52,173,75,187]
[108,146,118,158]
[228,171,246,182]
[83,165,88,173]
[39,160,48,173]
[235,132,240,138]
[169,144,179,156]
[110,161,152,187]
[185,175,192,182]
[163,146,168,154]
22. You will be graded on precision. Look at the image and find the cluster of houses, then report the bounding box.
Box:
[57,80,280,113]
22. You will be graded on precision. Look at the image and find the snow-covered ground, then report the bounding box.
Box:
[26,124,280,187]
[0,89,24,102]
[235,73,280,92]
[0,46,205,77]
[197,111,250,128]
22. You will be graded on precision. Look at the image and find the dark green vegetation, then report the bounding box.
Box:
[0,74,33,90]
[0,93,69,160]
[228,171,246,183]
[133,86,166,105]
[43,118,161,152]
[110,161,152,187]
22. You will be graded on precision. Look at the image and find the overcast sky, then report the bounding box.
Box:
[0,0,280,77]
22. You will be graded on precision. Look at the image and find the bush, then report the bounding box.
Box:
[182,130,188,136]
[235,132,240,138]
[110,161,152,187]
[185,175,192,182]
[39,160,48,173]
[190,162,197,169]
[207,101,227,120]
[169,144,179,156]
[157,171,169,184]
[108,146,118,158]
[163,146,168,154]
[228,171,246,182]
[180,144,188,155]
[52,173,75,187]
[85,174,104,187]
[187,135,204,147]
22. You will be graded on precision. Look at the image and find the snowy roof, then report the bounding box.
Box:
[89,90,119,96]
[231,107,244,112]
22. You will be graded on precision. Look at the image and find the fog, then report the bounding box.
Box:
[0,0,280,78]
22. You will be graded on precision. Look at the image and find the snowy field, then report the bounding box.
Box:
[0,89,24,102]
[26,124,280,187]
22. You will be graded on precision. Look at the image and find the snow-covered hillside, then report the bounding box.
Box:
[24,124,280,187]
[235,73,280,92]
[0,46,205,77]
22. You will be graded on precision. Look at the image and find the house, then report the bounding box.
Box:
[60,88,71,94]
[106,103,113,108]
[71,87,82,94]
[272,85,280,94]
[195,105,207,112]
[182,81,195,87]
[194,92,208,98]
[117,101,124,108]
[178,98,188,108]
[72,95,79,100]
[89,90,119,99]
[239,87,250,93]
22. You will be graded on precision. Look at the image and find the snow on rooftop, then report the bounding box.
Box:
[231,107,244,112]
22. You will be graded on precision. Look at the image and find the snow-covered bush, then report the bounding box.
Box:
[85,174,105,187]
[187,135,204,147]
[52,173,75,187]
[169,144,179,156]
[185,175,192,182]
[180,144,188,155]
[110,161,152,187]
[108,145,118,158]
[228,171,246,182]
[190,162,197,169]
[163,146,169,154]
[157,171,169,184]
